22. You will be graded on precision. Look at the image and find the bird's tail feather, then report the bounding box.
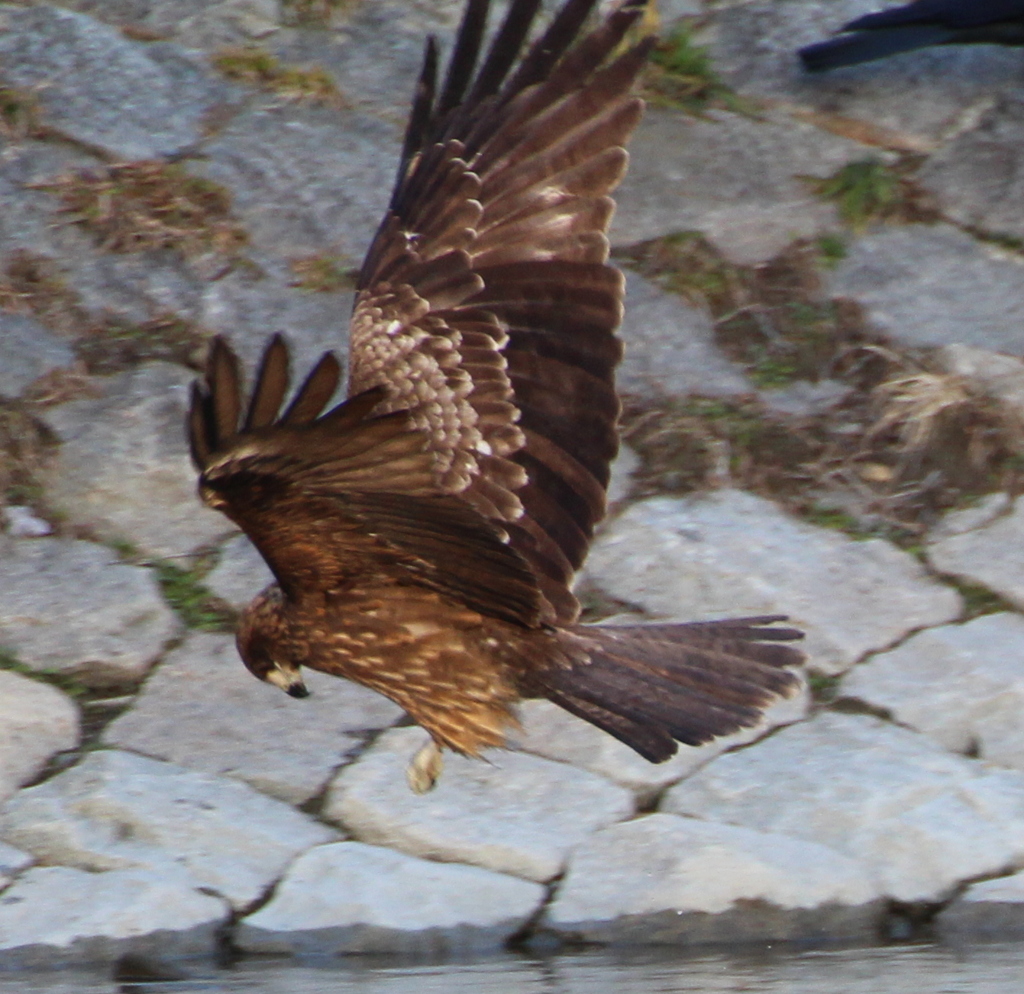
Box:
[799,25,954,72]
[536,616,804,762]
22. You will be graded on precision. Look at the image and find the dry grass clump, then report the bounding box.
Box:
[0,403,57,508]
[618,230,1024,541]
[641,24,754,118]
[289,253,355,292]
[619,235,871,388]
[35,162,248,259]
[869,370,972,463]
[799,351,1024,538]
[212,47,346,107]
[120,24,170,42]
[863,357,1024,487]
[620,396,825,505]
[623,367,1024,544]
[281,0,358,27]
[74,314,207,374]
[18,363,97,407]
[0,251,88,336]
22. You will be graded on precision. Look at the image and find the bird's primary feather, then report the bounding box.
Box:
[190,0,805,782]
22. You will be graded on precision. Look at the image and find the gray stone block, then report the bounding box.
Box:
[0,313,75,399]
[0,6,235,159]
[103,632,402,805]
[202,533,273,610]
[709,0,1024,152]
[0,866,227,969]
[547,813,882,945]
[194,102,396,264]
[581,489,961,674]
[237,841,544,956]
[827,225,1024,356]
[938,872,1024,942]
[324,726,634,883]
[612,107,866,264]
[0,538,177,686]
[842,613,1024,771]
[663,712,1024,903]
[40,363,232,559]
[920,97,1024,243]
[617,271,752,399]
[0,749,338,910]
[928,496,1024,609]
[0,670,78,806]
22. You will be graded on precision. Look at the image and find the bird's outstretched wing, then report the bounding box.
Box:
[348,0,654,623]
[189,335,547,628]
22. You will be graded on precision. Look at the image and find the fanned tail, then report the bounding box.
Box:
[533,616,805,762]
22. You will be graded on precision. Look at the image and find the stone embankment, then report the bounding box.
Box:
[3,0,1024,967]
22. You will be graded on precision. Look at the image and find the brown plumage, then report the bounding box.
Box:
[189,0,805,791]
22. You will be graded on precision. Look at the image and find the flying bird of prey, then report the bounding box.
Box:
[800,0,1024,72]
[189,0,805,792]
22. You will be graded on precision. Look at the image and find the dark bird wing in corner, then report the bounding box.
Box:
[190,0,806,789]
[799,0,1024,72]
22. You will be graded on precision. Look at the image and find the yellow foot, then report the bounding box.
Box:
[406,738,444,794]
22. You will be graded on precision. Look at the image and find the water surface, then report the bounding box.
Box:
[4,943,1024,994]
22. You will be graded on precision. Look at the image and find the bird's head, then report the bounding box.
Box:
[236,587,310,699]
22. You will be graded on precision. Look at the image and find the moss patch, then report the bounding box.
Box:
[36,161,248,259]
[0,84,45,140]
[816,233,847,268]
[943,577,1016,620]
[0,645,93,700]
[212,47,346,107]
[807,671,842,703]
[130,548,236,633]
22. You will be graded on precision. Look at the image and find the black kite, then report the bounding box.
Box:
[189,0,804,791]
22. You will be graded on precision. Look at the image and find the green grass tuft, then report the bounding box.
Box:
[812,159,901,231]
[643,26,754,117]
[816,233,848,268]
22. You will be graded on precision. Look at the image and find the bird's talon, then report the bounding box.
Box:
[406,739,444,794]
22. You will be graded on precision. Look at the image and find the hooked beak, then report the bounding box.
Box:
[265,666,309,699]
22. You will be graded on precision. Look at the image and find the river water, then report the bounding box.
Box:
[3,943,1024,994]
